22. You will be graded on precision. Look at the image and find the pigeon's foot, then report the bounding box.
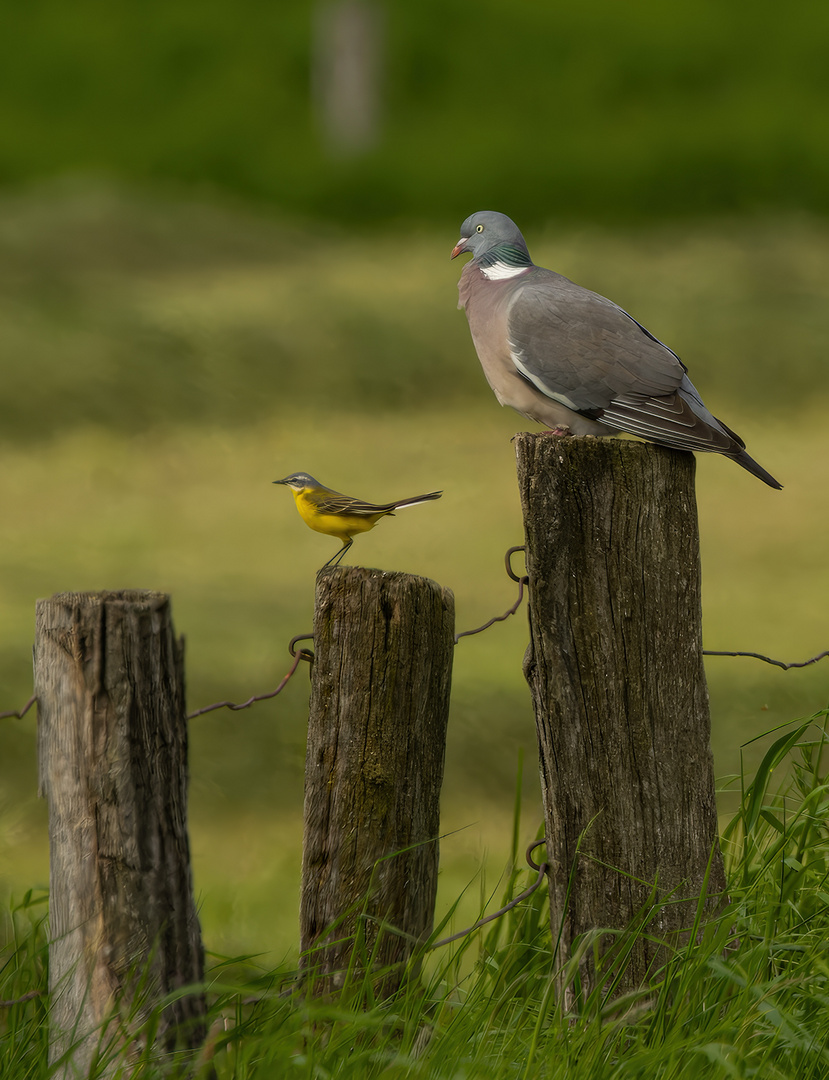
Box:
[543,425,573,436]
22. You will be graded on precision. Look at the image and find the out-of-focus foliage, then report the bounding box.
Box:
[1,184,827,445]
[0,0,827,224]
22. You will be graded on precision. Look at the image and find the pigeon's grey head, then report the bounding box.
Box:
[451,211,531,262]
[273,472,320,492]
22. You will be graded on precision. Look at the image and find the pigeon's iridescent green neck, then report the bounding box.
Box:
[478,242,533,269]
[476,242,534,280]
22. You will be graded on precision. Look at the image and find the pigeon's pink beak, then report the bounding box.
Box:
[450,237,469,259]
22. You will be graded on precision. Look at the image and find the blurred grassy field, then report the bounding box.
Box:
[1,184,828,963]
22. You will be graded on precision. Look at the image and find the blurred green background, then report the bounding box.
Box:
[1,0,828,965]
[2,0,829,222]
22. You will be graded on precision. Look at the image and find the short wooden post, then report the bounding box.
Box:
[515,435,726,997]
[300,567,454,996]
[35,591,206,1077]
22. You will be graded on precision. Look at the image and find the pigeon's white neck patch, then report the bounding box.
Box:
[480,260,530,281]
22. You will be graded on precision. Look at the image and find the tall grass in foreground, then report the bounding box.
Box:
[3,713,829,1078]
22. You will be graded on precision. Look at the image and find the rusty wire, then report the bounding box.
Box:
[3,550,829,723]
[0,695,36,721]
[186,635,314,720]
[428,839,550,950]
[455,544,829,672]
[454,546,529,643]
[0,989,43,1009]
[702,648,829,670]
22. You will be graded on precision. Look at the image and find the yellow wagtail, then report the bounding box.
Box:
[273,472,443,568]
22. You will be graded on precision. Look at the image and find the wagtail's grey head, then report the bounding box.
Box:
[273,472,319,491]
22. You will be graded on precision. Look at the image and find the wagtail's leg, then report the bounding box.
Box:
[322,539,352,569]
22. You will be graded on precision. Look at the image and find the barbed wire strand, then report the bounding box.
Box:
[187,635,314,719]
[455,546,529,643]
[454,579,528,643]
[428,839,549,950]
[703,648,829,670]
[0,695,36,721]
[0,989,43,1009]
[453,548,829,673]
[2,552,828,722]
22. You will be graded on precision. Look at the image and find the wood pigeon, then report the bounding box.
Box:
[452,210,782,489]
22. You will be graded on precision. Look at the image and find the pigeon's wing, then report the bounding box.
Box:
[505,270,744,452]
[505,269,686,413]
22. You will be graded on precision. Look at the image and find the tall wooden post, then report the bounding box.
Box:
[300,567,454,996]
[35,591,206,1077]
[515,435,726,998]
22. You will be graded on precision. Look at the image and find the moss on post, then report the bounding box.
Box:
[515,435,726,1000]
[300,567,454,997]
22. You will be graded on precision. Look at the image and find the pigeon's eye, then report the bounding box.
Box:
[476,224,484,233]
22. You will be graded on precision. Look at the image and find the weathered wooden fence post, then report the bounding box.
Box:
[515,435,726,998]
[300,567,454,996]
[35,591,206,1077]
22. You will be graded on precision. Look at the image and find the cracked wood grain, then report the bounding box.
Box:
[35,591,206,1077]
[515,435,726,1000]
[300,567,454,996]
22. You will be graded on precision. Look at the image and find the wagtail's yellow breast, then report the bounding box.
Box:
[273,472,442,569]
[292,487,385,541]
